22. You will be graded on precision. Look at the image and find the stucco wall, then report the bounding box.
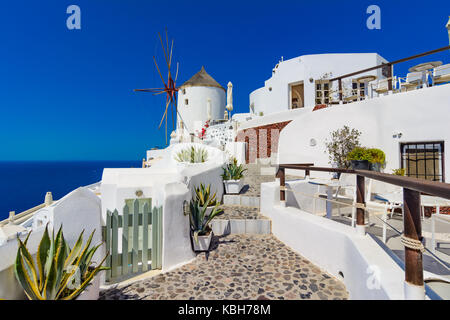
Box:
[177,86,226,134]
[250,53,388,116]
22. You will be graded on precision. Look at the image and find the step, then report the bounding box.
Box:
[211,219,271,236]
[223,195,260,207]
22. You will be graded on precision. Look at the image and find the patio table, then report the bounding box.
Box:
[408,61,442,87]
[356,75,377,99]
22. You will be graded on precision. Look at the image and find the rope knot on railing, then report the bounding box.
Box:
[400,235,425,253]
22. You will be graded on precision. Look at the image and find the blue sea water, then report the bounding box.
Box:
[0,161,141,221]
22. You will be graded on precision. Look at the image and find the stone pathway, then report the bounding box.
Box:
[216,205,268,220]
[99,234,348,300]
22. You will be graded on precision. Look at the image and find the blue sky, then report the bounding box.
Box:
[0,0,449,160]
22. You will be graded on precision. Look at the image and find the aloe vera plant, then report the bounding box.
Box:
[194,183,218,207]
[174,146,208,163]
[189,198,223,244]
[222,157,247,180]
[14,224,108,300]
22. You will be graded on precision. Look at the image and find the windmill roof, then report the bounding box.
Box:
[179,66,225,91]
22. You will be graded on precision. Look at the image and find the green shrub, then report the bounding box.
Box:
[392,168,405,176]
[325,126,362,168]
[347,147,372,162]
[367,148,386,165]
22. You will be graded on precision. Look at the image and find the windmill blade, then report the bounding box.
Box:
[158,98,171,129]
[158,32,171,79]
[153,56,167,88]
[168,38,174,72]
[134,88,165,93]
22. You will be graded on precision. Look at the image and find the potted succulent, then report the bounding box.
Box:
[347,147,371,170]
[367,148,386,172]
[194,183,219,216]
[222,158,247,194]
[14,224,108,300]
[174,146,208,164]
[189,199,223,252]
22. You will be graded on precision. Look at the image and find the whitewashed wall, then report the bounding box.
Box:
[278,83,450,182]
[0,188,103,300]
[250,53,388,116]
[177,86,226,134]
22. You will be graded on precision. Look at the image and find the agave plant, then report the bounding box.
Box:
[174,146,208,163]
[189,198,223,244]
[194,183,218,207]
[14,224,108,300]
[222,157,247,180]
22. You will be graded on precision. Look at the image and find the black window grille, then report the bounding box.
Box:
[401,142,445,182]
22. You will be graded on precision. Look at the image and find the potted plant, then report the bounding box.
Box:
[325,126,362,172]
[392,168,405,176]
[14,224,108,300]
[367,148,386,172]
[194,183,219,216]
[222,157,247,194]
[189,199,223,252]
[174,146,208,164]
[347,147,371,170]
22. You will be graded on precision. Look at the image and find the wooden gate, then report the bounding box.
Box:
[103,198,163,282]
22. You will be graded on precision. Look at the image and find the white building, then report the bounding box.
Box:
[250,53,389,116]
[176,66,226,136]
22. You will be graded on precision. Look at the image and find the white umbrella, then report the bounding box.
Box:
[226,81,233,112]
[207,98,212,120]
[447,16,450,46]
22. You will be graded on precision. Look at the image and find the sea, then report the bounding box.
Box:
[0,161,141,221]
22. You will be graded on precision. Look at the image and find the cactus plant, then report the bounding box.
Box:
[14,224,108,300]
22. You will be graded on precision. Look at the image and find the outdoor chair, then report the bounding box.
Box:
[374,77,398,95]
[399,72,426,91]
[432,63,450,85]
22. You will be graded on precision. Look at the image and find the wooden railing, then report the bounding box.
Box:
[276,164,450,299]
[326,45,450,103]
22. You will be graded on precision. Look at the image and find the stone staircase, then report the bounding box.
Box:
[214,163,276,236]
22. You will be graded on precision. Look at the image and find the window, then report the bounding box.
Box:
[401,142,444,182]
[350,81,366,101]
[185,99,188,105]
[315,80,330,105]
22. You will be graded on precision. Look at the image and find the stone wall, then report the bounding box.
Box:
[236,121,291,163]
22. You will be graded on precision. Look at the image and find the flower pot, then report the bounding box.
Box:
[223,179,244,194]
[350,160,370,170]
[191,230,213,252]
[205,205,217,217]
[369,162,382,172]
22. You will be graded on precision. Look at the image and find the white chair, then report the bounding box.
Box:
[399,72,427,91]
[362,179,403,243]
[312,173,356,220]
[432,64,450,85]
[374,76,398,95]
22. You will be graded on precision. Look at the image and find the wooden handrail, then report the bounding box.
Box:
[278,165,450,200]
[328,45,450,82]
